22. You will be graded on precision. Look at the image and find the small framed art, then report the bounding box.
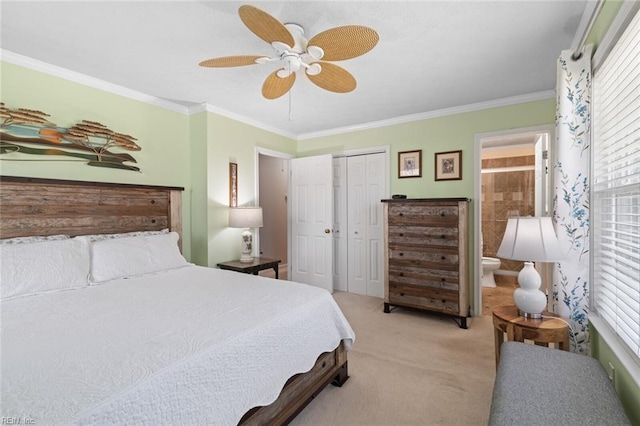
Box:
[229,162,238,207]
[435,150,462,181]
[398,150,422,178]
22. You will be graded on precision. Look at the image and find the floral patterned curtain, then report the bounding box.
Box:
[552,45,592,354]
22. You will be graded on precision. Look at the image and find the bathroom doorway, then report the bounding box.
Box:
[473,125,554,316]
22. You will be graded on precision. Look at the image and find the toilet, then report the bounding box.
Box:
[482,257,501,288]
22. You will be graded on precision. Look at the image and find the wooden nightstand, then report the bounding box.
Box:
[217,257,281,279]
[492,305,569,368]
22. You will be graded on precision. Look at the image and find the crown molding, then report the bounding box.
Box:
[189,103,297,140]
[3,49,555,142]
[297,90,556,140]
[1,50,190,114]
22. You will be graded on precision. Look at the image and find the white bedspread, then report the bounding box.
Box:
[1,265,355,425]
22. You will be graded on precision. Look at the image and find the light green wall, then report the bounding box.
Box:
[590,324,640,424]
[0,61,193,260]
[194,112,296,267]
[188,111,209,266]
[586,0,625,51]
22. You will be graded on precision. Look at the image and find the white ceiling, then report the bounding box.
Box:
[1,1,589,139]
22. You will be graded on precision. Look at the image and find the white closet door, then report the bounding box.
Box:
[332,157,348,292]
[347,155,367,295]
[347,153,384,297]
[365,153,384,298]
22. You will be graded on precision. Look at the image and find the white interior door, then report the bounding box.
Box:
[291,155,333,292]
[332,157,348,292]
[347,155,367,295]
[347,153,384,297]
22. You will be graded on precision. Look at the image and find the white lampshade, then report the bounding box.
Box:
[497,217,564,262]
[229,207,263,229]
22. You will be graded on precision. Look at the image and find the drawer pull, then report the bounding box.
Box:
[400,293,405,297]
[440,212,446,217]
[399,212,404,217]
[441,256,446,260]
[440,235,446,239]
[399,272,404,277]
[441,278,446,282]
[399,252,404,256]
[399,233,404,237]
[322,361,326,368]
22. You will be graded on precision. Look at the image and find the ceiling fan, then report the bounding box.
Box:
[199,5,379,99]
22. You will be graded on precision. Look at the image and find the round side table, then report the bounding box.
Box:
[492,305,570,369]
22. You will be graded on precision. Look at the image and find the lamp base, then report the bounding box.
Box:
[513,262,547,318]
[240,229,254,263]
[518,309,542,319]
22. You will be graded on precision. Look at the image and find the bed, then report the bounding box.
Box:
[0,176,354,425]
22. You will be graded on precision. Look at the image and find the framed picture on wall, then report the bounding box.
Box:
[435,150,462,181]
[229,162,238,207]
[398,150,422,178]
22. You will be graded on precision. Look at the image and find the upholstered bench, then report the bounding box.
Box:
[489,341,630,425]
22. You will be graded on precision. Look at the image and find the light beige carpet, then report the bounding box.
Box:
[291,292,496,426]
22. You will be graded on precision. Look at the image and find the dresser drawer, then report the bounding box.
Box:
[388,225,459,247]
[388,204,459,226]
[388,247,459,268]
[388,264,459,291]
[388,283,460,315]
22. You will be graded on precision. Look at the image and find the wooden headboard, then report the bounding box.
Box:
[0,176,184,247]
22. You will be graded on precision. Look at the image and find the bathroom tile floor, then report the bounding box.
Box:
[482,275,517,316]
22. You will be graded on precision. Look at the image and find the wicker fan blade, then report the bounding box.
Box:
[306,62,356,93]
[199,55,264,68]
[239,5,294,47]
[308,25,379,61]
[262,70,296,99]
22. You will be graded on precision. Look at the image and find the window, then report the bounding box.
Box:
[591,7,640,359]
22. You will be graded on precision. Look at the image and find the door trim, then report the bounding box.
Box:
[473,124,555,316]
[255,147,294,271]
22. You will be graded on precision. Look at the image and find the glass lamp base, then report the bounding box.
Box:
[518,309,542,319]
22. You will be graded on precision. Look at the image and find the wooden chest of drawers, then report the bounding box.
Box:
[382,198,470,328]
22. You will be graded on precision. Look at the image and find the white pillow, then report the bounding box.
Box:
[86,232,187,283]
[0,238,90,300]
[0,234,69,245]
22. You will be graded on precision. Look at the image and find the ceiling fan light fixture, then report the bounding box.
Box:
[306,63,322,76]
[276,68,292,78]
[271,41,292,54]
[307,45,324,60]
[283,23,306,53]
[254,57,271,64]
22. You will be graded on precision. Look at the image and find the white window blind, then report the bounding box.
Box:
[592,7,640,359]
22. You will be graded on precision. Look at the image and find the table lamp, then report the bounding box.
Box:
[229,206,263,263]
[496,216,564,319]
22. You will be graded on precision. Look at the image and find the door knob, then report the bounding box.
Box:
[324,228,331,234]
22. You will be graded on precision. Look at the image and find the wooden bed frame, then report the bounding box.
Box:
[0,175,349,425]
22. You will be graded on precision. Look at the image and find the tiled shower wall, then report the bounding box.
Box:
[481,155,535,274]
